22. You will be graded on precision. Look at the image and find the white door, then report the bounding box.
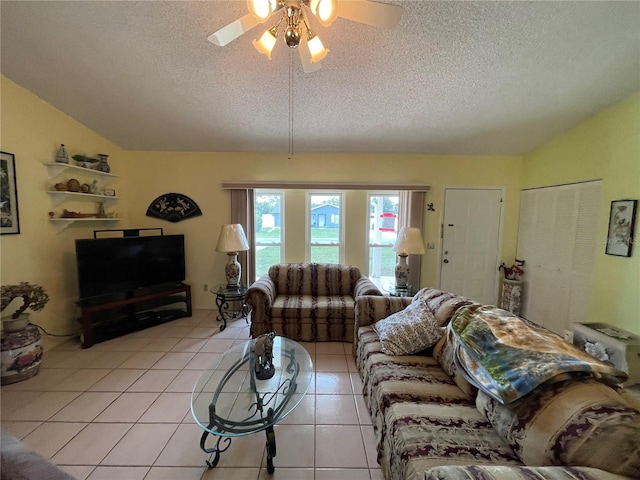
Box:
[440,188,503,304]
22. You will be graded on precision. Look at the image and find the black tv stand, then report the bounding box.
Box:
[77,283,192,348]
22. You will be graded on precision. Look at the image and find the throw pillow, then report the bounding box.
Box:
[476,379,640,477]
[373,300,444,355]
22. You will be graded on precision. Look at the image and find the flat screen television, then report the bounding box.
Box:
[75,234,186,301]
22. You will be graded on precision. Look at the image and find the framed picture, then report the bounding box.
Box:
[0,151,20,235]
[605,199,637,257]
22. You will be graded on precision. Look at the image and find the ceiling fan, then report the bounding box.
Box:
[207,0,403,73]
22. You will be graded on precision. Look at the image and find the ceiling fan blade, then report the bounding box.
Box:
[337,0,402,29]
[207,13,262,46]
[299,37,323,73]
[208,5,284,47]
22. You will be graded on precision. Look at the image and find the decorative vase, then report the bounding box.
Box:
[394,254,410,288]
[501,279,523,316]
[1,321,43,385]
[55,144,69,164]
[97,154,111,173]
[225,252,242,288]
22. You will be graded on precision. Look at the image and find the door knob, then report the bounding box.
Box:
[443,259,449,264]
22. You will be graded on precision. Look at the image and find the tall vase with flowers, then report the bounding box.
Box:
[498,259,525,315]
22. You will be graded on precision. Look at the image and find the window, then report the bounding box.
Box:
[368,192,399,287]
[254,190,283,279]
[308,193,343,263]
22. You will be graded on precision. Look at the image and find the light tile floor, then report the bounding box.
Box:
[1,310,384,480]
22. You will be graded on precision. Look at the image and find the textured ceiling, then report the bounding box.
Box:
[1,1,639,155]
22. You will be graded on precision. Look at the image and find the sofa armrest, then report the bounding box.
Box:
[353,276,383,298]
[246,274,277,337]
[1,432,76,480]
[354,295,413,328]
[425,465,629,480]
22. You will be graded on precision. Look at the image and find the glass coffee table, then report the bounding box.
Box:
[191,336,313,473]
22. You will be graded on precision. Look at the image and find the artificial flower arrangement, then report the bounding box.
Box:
[498,259,525,281]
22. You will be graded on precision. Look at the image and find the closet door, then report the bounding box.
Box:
[516,181,601,336]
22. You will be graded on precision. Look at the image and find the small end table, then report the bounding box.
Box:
[211,284,249,331]
[383,284,417,297]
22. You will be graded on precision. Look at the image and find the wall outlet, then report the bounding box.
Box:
[427,242,435,249]
[203,284,208,292]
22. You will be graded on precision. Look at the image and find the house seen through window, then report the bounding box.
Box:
[309,193,343,264]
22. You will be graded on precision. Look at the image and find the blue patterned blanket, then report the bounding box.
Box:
[450,305,628,404]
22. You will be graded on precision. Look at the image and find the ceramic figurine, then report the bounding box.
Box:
[253,332,275,380]
[55,144,69,164]
[96,154,111,173]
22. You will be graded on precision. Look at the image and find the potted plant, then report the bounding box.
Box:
[72,154,99,169]
[1,282,49,332]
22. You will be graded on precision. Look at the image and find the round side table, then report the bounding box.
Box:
[211,284,249,331]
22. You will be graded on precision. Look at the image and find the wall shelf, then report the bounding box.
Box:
[48,217,121,233]
[44,162,118,182]
[47,191,120,207]
[44,162,121,232]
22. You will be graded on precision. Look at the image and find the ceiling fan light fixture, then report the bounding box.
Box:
[306,31,328,62]
[253,25,279,59]
[247,0,275,22]
[285,26,302,47]
[313,0,338,27]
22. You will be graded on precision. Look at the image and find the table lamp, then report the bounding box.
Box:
[392,227,425,288]
[216,224,250,288]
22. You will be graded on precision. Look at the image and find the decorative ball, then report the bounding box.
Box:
[285,27,301,47]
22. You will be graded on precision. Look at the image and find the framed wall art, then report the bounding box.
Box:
[0,151,20,235]
[605,199,637,257]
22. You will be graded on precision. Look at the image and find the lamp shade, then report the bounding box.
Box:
[253,26,278,59]
[247,0,274,21]
[216,224,250,253]
[311,0,338,27]
[393,227,425,255]
[307,32,328,63]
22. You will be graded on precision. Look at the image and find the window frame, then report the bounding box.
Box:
[254,189,284,279]
[306,191,344,263]
[367,191,400,285]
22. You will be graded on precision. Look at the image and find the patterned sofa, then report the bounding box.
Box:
[354,288,640,480]
[246,263,381,342]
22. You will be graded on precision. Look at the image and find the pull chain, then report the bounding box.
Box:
[288,48,294,160]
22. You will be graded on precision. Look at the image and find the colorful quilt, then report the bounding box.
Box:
[451,305,628,404]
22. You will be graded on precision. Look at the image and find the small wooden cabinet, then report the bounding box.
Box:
[573,322,640,386]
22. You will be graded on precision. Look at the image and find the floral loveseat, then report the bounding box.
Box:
[355,288,640,480]
[246,263,381,342]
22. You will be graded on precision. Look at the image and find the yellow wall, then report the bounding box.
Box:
[1,75,523,335]
[4,73,637,338]
[124,151,524,310]
[0,77,128,334]
[523,92,640,334]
